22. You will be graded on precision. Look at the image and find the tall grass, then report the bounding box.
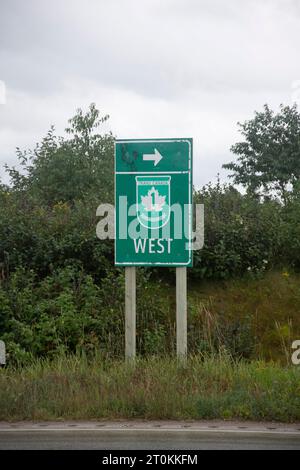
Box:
[0,353,299,422]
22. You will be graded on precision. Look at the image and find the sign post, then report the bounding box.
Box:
[115,138,193,359]
[125,266,136,360]
[0,340,5,366]
[176,267,187,359]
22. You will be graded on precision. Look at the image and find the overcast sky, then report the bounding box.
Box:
[0,0,300,188]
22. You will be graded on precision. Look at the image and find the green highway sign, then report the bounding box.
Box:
[115,138,193,267]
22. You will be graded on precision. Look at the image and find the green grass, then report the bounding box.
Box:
[188,270,300,361]
[0,354,299,422]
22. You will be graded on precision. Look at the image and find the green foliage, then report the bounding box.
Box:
[281,186,300,269]
[193,180,283,279]
[6,103,114,205]
[142,326,167,356]
[223,104,300,201]
[0,266,120,363]
[0,266,172,363]
[0,189,114,278]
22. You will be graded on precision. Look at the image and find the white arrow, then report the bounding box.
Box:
[143,148,163,166]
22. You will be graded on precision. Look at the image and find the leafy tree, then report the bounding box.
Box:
[223,104,300,202]
[0,104,115,279]
[6,103,114,205]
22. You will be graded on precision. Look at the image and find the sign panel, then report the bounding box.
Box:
[115,138,193,266]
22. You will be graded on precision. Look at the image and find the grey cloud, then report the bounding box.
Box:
[0,0,299,187]
[1,0,299,97]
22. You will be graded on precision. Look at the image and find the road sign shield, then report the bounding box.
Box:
[136,175,171,229]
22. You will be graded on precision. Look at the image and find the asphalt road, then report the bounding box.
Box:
[0,421,300,450]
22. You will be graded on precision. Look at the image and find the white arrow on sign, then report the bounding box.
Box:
[143,148,163,166]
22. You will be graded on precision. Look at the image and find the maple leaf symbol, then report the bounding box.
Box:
[141,187,166,211]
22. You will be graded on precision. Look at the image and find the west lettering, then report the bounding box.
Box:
[133,238,173,254]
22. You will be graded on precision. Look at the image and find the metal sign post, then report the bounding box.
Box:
[115,138,193,359]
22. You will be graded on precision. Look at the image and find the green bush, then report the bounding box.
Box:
[193,182,283,279]
[0,266,173,363]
